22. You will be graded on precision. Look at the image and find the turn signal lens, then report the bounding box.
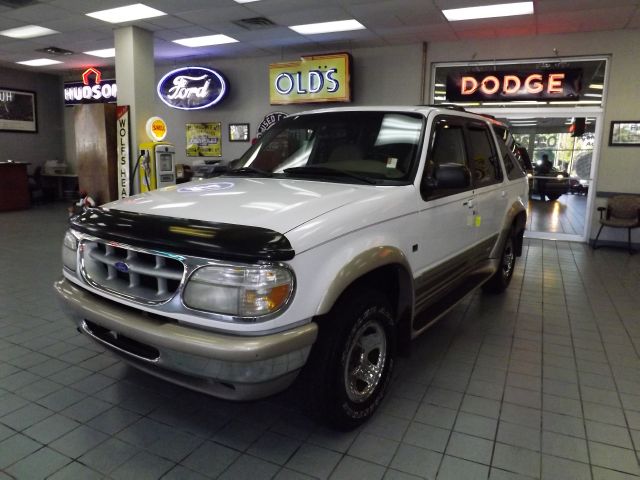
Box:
[184,264,294,319]
[62,230,79,271]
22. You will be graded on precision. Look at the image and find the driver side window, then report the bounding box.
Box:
[422,118,471,200]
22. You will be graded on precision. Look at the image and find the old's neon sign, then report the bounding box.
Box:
[446,69,582,102]
[274,70,340,95]
[64,67,117,106]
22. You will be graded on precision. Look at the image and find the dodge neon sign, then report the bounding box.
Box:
[446,69,583,101]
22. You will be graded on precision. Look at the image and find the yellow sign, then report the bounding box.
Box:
[146,116,167,141]
[269,53,351,105]
[186,122,221,157]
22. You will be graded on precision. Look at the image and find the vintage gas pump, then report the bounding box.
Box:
[137,142,176,192]
[133,116,176,193]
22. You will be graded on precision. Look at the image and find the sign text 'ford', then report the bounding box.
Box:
[157,67,228,110]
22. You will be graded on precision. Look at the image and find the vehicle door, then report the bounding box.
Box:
[414,115,477,316]
[464,119,507,258]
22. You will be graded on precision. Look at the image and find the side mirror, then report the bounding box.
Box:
[434,163,471,189]
[208,163,229,176]
[421,163,470,197]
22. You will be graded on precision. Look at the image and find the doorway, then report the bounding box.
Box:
[473,110,602,242]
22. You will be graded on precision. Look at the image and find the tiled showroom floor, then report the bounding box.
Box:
[2,203,640,480]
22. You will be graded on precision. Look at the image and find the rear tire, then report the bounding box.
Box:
[547,194,560,201]
[307,289,395,430]
[483,234,516,294]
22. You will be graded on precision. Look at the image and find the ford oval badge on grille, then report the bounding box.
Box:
[114,261,129,273]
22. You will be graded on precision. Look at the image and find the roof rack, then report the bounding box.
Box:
[418,104,467,112]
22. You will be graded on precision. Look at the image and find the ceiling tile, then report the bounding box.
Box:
[536,7,635,33]
[535,0,639,14]
[144,16,194,29]
[48,0,137,12]
[144,0,232,14]
[5,3,78,22]
[377,23,458,42]
[268,6,354,26]
[39,14,111,33]
[0,17,22,30]
[241,0,327,17]
[175,5,256,24]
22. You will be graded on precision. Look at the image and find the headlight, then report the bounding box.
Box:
[62,230,79,271]
[183,264,294,318]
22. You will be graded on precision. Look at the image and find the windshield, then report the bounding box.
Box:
[233,111,424,184]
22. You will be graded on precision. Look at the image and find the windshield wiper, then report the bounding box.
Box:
[225,166,273,177]
[283,166,376,185]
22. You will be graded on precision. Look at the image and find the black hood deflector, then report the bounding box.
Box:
[69,208,295,262]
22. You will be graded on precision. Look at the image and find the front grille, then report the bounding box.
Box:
[81,240,184,303]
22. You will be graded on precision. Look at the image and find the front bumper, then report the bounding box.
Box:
[54,278,317,400]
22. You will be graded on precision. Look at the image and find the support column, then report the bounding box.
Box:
[114,26,155,194]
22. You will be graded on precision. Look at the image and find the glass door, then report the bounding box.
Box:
[475,110,602,242]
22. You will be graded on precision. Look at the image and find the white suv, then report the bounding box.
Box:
[56,106,528,429]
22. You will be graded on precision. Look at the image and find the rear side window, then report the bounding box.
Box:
[466,124,502,187]
[497,138,526,180]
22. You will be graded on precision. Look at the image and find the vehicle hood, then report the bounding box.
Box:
[103,177,382,234]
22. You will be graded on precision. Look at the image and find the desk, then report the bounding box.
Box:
[42,173,78,200]
[0,162,30,211]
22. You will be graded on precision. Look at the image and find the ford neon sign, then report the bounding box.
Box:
[157,67,228,110]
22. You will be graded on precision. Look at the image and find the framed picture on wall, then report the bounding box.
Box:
[185,122,222,157]
[229,123,250,142]
[0,88,37,133]
[609,121,640,146]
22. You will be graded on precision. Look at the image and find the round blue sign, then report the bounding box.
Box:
[157,67,228,110]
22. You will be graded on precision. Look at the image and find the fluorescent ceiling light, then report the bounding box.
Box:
[84,48,116,58]
[0,25,58,39]
[289,19,365,35]
[16,58,62,66]
[443,2,533,21]
[584,93,602,98]
[173,34,238,47]
[86,3,166,23]
[234,0,261,3]
[589,84,603,89]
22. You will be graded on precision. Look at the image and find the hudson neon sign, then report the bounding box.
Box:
[446,69,582,101]
[64,67,117,106]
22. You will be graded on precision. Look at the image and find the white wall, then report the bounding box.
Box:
[425,30,640,241]
[154,43,424,164]
[64,43,423,172]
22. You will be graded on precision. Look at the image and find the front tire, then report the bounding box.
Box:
[308,290,395,430]
[483,234,516,294]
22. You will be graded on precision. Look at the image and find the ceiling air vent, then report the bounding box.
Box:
[0,0,39,7]
[36,46,74,56]
[232,17,277,30]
